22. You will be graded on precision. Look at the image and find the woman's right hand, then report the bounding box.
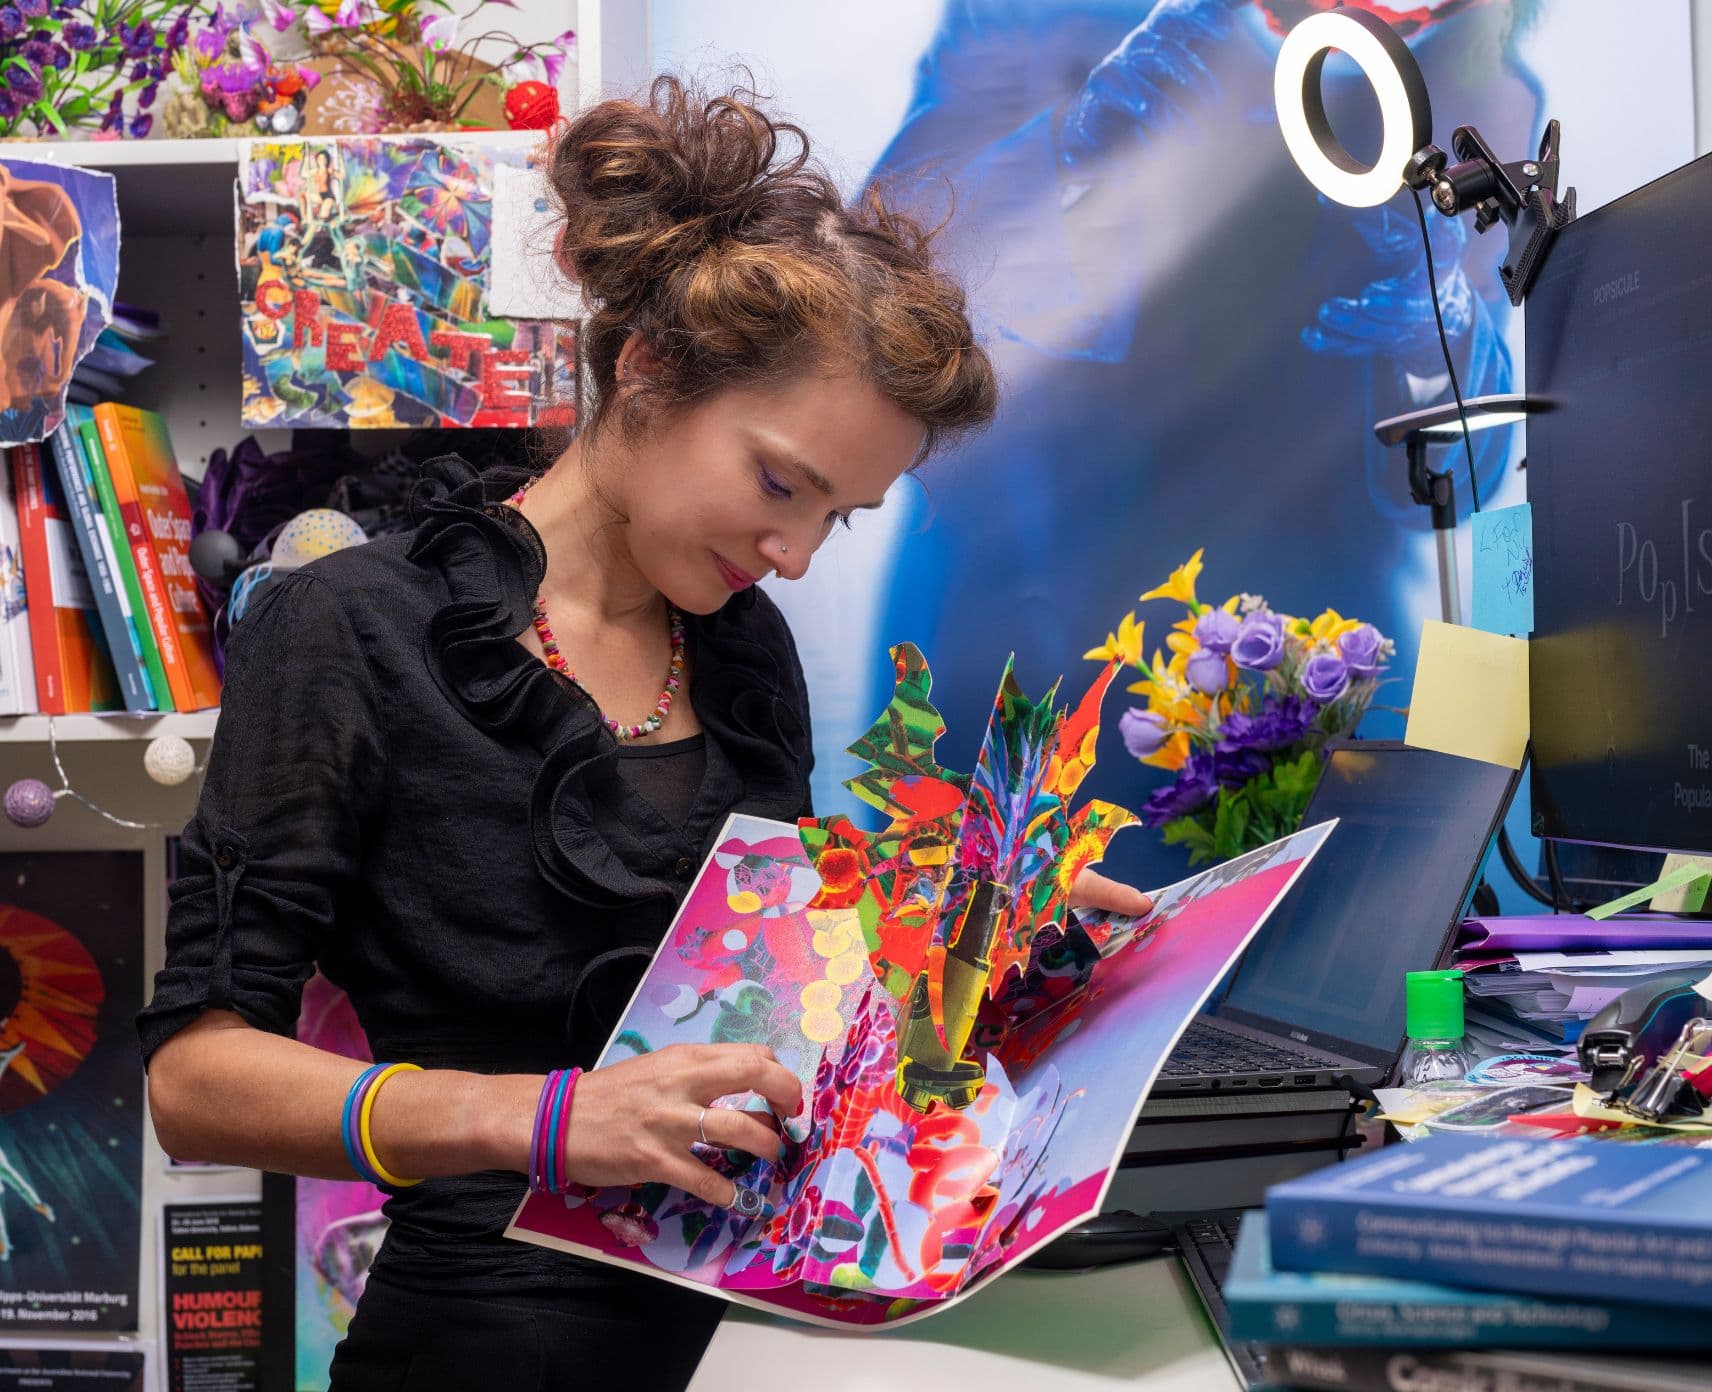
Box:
[555,1043,804,1207]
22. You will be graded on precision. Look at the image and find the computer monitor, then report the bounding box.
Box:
[1525,152,1712,856]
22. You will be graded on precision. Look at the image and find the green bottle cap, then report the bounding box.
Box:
[1405,969,1465,1040]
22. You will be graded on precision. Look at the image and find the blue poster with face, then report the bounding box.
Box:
[653,0,1693,890]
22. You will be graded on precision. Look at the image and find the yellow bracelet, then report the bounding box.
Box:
[357,1062,424,1188]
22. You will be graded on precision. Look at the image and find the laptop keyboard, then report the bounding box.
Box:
[1180,1213,1244,1290]
[1159,1019,1337,1077]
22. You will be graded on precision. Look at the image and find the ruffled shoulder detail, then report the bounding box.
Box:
[406,454,812,912]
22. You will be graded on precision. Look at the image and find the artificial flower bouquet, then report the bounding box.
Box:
[1087,549,1392,864]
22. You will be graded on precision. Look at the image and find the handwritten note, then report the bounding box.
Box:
[1471,502,1534,636]
[1404,620,1530,769]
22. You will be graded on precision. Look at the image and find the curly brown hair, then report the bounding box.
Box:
[545,75,996,462]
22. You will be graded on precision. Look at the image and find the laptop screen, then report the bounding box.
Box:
[1213,743,1518,1068]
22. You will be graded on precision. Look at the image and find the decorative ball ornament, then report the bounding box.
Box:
[227,562,281,626]
[5,778,57,828]
[270,508,368,569]
[504,80,560,132]
[144,736,197,787]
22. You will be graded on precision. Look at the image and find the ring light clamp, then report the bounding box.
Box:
[1273,5,1575,305]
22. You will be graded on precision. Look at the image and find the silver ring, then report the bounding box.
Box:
[729,1185,766,1219]
[697,1106,710,1146]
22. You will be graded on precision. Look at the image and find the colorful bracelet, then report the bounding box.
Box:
[341,1062,424,1189]
[527,1067,582,1195]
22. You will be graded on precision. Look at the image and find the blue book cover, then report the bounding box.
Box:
[1266,1134,1712,1311]
[46,415,152,711]
[1226,1211,1705,1348]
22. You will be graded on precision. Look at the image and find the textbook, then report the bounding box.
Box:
[1265,1133,1712,1310]
[1254,1346,1709,1392]
[92,404,221,711]
[45,417,152,710]
[78,410,173,711]
[509,645,1335,1329]
[10,441,121,712]
[1225,1211,1705,1349]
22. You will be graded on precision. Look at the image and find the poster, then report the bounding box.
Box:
[235,136,580,430]
[288,977,383,1391]
[0,160,119,446]
[0,852,143,1333]
[162,1200,289,1392]
[0,1340,147,1389]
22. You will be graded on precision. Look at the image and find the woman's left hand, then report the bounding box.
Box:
[1067,867,1153,919]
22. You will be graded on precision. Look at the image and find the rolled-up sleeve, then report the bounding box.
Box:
[138,570,386,1065]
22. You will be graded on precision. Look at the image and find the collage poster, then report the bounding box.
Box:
[0,159,119,447]
[0,851,143,1333]
[235,137,580,431]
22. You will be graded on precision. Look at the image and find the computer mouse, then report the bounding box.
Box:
[1020,1211,1175,1270]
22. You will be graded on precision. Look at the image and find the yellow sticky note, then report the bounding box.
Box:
[1653,854,1712,913]
[1403,620,1530,769]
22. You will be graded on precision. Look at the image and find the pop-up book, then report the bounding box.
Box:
[508,645,1333,1327]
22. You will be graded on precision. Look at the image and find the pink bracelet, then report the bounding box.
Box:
[527,1068,582,1195]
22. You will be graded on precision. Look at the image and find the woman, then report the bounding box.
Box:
[140,78,1150,1390]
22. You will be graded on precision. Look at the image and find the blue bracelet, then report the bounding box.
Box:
[542,1069,571,1195]
[341,1063,388,1186]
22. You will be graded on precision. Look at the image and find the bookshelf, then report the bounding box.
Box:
[0,710,220,743]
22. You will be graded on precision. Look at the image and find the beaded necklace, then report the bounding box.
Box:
[507,481,686,742]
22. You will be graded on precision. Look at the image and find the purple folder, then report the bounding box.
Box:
[1458,913,1712,953]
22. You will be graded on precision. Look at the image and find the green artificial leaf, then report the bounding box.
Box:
[40,103,68,135]
[1162,815,1217,865]
[1211,791,1252,860]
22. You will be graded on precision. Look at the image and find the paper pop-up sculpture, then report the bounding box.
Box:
[510,645,1333,1328]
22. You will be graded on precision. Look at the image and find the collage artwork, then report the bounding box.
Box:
[236,136,578,430]
[510,645,1333,1328]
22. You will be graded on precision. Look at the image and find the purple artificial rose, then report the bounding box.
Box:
[20,35,54,67]
[1193,607,1240,655]
[1213,745,1271,789]
[1218,696,1316,753]
[1301,652,1351,705]
[15,0,46,17]
[61,20,96,47]
[1140,752,1218,827]
[10,64,42,102]
[1185,646,1229,695]
[1119,707,1169,760]
[1230,611,1286,671]
[1339,622,1386,677]
[0,88,19,121]
[119,18,154,56]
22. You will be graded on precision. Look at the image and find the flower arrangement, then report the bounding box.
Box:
[0,0,212,138]
[295,0,573,130]
[1087,549,1393,864]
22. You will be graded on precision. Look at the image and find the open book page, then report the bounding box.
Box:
[507,812,1334,1328]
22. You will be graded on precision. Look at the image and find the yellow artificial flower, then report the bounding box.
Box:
[1143,730,1192,772]
[1139,548,1205,609]
[1084,611,1146,667]
[1309,608,1363,644]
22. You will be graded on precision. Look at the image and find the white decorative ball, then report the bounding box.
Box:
[144,736,197,787]
[270,509,367,569]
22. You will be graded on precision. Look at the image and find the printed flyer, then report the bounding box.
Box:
[0,1340,148,1389]
[162,1199,289,1392]
[0,852,144,1333]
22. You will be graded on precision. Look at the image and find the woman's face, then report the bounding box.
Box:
[610,366,926,616]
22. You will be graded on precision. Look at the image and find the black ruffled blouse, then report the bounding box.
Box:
[138,455,815,1293]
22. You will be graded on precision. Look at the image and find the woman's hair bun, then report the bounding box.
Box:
[547,74,996,457]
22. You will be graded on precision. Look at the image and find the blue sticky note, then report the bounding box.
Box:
[1471,502,1534,635]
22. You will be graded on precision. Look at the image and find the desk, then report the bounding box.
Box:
[688,1255,1240,1391]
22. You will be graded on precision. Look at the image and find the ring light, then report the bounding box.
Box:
[1274,6,1433,208]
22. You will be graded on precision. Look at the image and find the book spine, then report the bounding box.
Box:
[1228,1286,1698,1350]
[47,423,151,711]
[87,412,174,711]
[1255,1346,1696,1392]
[0,450,37,714]
[13,444,67,714]
[1265,1190,1712,1311]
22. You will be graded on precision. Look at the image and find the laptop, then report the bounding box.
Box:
[1153,741,1520,1096]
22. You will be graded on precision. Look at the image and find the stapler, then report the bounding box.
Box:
[1576,971,1708,1098]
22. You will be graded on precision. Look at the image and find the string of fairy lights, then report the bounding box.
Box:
[3,724,205,830]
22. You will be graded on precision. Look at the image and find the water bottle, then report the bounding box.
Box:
[1398,969,1475,1087]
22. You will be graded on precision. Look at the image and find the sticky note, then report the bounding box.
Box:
[1403,620,1529,769]
[1587,862,1712,920]
[1653,854,1712,913]
[1471,502,1535,636]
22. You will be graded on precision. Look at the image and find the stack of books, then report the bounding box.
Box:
[1228,1133,1711,1391]
[0,404,222,715]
